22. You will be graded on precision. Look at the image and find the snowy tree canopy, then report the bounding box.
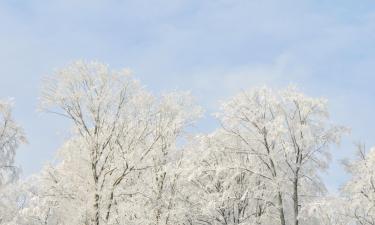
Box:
[0,61,373,225]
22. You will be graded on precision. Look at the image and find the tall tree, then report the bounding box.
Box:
[39,61,202,225]
[212,86,345,225]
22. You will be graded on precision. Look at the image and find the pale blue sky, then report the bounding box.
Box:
[1,0,374,192]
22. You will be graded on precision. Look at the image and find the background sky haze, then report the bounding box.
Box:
[1,0,374,193]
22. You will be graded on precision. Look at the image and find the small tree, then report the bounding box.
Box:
[342,145,375,225]
[0,100,26,224]
[300,197,351,225]
[181,133,275,225]
[0,100,26,186]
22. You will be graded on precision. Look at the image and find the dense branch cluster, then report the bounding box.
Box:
[0,61,373,225]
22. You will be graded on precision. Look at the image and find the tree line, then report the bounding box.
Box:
[0,61,373,225]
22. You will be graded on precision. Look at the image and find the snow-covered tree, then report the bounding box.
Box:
[36,61,202,225]
[190,86,346,225]
[180,133,276,225]
[0,100,26,224]
[341,144,375,225]
[1,68,356,225]
[0,178,61,225]
[300,197,350,225]
[0,100,26,187]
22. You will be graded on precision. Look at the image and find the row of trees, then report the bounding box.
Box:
[0,61,373,225]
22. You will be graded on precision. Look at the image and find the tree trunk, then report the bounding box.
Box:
[277,192,286,225]
[293,175,299,225]
[105,191,114,222]
[255,201,262,225]
[93,192,100,225]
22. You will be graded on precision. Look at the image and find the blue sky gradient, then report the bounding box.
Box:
[0,0,374,192]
